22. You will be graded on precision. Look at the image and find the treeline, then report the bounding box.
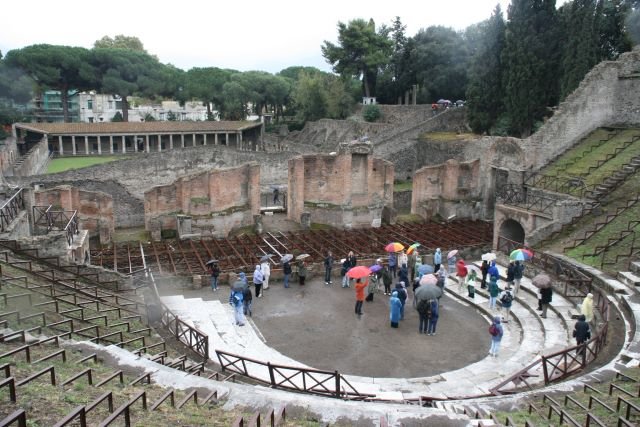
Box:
[0,1,638,138]
[324,0,637,137]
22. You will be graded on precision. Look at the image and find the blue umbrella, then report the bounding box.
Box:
[418,264,434,275]
[370,264,383,273]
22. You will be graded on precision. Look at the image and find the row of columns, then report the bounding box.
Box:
[56,131,245,155]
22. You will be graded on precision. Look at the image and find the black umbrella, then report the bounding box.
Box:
[414,284,443,302]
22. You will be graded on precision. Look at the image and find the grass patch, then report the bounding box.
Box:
[47,156,126,174]
[394,181,413,191]
[396,213,423,223]
[112,227,150,243]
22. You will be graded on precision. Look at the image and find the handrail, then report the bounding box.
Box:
[0,189,25,233]
[496,184,557,216]
[98,390,147,427]
[0,409,27,427]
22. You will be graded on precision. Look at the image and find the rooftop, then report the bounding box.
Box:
[14,120,262,135]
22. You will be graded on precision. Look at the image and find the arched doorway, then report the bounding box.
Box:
[499,218,525,244]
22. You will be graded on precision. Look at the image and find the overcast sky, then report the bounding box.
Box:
[3,0,521,74]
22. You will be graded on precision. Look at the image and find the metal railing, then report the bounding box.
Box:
[140,243,209,360]
[0,189,25,232]
[32,206,80,246]
[496,184,556,216]
[215,349,372,399]
[490,236,610,394]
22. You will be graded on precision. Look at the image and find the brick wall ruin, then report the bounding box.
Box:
[144,163,260,239]
[34,185,115,244]
[412,159,483,221]
[287,141,394,228]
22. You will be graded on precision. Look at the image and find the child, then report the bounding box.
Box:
[466,270,477,298]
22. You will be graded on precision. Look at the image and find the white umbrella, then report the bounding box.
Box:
[482,252,497,262]
[281,254,293,263]
[296,254,310,260]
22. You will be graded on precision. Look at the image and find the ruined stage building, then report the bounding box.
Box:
[12,121,264,156]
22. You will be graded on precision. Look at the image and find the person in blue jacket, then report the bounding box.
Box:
[229,286,245,326]
[433,248,442,273]
[489,315,504,357]
[389,291,402,328]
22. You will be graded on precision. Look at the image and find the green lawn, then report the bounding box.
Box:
[46,156,125,174]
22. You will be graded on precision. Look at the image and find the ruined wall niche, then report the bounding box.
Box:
[34,185,114,244]
[143,162,260,240]
[411,159,483,221]
[287,140,394,229]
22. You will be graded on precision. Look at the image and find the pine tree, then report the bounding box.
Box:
[502,0,560,137]
[466,5,506,134]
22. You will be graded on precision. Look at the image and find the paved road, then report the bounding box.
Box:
[175,273,490,379]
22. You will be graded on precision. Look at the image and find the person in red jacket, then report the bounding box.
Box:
[354,278,368,316]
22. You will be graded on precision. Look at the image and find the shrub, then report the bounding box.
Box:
[363,104,381,122]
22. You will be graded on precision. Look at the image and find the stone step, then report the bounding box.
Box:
[631,261,640,275]
[617,271,640,287]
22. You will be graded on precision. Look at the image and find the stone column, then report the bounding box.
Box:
[97,136,102,155]
[169,134,173,150]
[225,133,228,147]
[238,131,243,151]
[58,136,63,156]
[72,136,76,155]
[84,136,89,155]
[158,134,162,152]
[181,134,185,148]
[145,135,150,153]
[109,136,114,154]
[121,136,126,153]
[214,133,218,145]
[192,133,196,147]
[203,133,207,146]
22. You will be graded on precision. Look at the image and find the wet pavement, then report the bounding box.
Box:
[165,272,490,379]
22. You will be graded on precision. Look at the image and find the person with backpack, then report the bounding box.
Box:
[253,265,264,298]
[513,260,524,296]
[243,285,253,317]
[573,314,591,356]
[499,286,514,322]
[229,287,245,326]
[389,291,402,328]
[488,275,500,310]
[395,282,408,320]
[283,260,292,288]
[426,299,439,336]
[489,315,504,357]
[208,261,220,292]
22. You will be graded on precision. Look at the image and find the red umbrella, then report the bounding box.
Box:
[385,242,405,253]
[346,266,372,279]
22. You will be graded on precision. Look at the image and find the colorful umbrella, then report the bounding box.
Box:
[385,242,405,253]
[481,252,497,262]
[281,254,293,263]
[419,273,438,286]
[369,264,383,273]
[346,265,372,279]
[406,243,421,254]
[509,249,533,261]
[447,249,458,260]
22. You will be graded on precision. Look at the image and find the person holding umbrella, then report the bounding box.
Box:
[513,260,524,296]
[388,251,398,278]
[408,249,419,283]
[354,277,368,315]
[298,259,307,286]
[480,260,489,289]
[281,254,293,288]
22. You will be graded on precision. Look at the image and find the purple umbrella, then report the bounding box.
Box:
[370,264,383,273]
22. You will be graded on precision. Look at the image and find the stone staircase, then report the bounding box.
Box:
[586,154,640,200]
[617,260,640,287]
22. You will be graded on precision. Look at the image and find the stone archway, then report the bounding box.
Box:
[499,218,525,244]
